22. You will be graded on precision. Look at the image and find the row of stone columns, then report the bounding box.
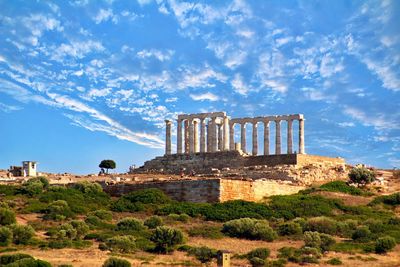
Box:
[165,114,305,156]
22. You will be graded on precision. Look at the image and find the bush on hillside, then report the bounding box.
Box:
[0,226,12,246]
[186,246,218,263]
[188,225,224,239]
[278,246,321,264]
[0,254,33,265]
[222,218,277,241]
[121,188,171,205]
[375,236,396,253]
[150,226,184,253]
[116,218,145,232]
[89,210,113,221]
[370,193,400,206]
[364,219,385,233]
[0,208,16,226]
[144,216,163,229]
[304,216,337,234]
[246,248,271,260]
[336,219,358,237]
[102,257,131,267]
[9,224,35,245]
[70,220,90,239]
[73,181,103,194]
[43,200,73,220]
[20,177,49,196]
[320,181,368,196]
[326,257,343,265]
[104,235,136,253]
[352,226,371,242]
[278,221,302,236]
[168,213,190,222]
[349,167,375,186]
[304,231,335,252]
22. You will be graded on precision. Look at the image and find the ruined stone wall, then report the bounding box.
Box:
[102,179,221,202]
[103,178,307,203]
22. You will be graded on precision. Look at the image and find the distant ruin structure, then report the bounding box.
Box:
[9,161,38,177]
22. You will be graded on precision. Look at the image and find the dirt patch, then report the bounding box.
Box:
[311,191,374,206]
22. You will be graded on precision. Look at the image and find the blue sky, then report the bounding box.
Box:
[0,0,399,174]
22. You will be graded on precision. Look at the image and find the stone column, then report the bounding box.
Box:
[207,120,211,152]
[210,117,218,152]
[252,122,258,156]
[229,123,235,151]
[217,123,223,151]
[275,120,281,155]
[200,118,206,153]
[299,119,305,154]
[263,121,270,155]
[177,119,182,154]
[184,120,189,154]
[223,117,229,151]
[165,120,172,155]
[241,123,246,153]
[193,120,199,153]
[188,118,194,153]
[287,119,293,154]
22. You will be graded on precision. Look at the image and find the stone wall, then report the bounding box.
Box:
[102,178,306,203]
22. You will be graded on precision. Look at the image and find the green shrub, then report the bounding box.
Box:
[326,257,342,265]
[246,248,270,260]
[375,236,396,253]
[388,217,400,225]
[0,185,19,196]
[0,254,33,265]
[0,227,12,246]
[0,208,16,226]
[320,181,368,196]
[6,257,52,266]
[364,219,384,233]
[85,216,114,230]
[43,200,73,220]
[111,199,144,212]
[116,217,145,232]
[102,257,131,267]
[70,220,89,239]
[336,219,358,237]
[188,225,224,239]
[90,210,113,221]
[113,189,171,213]
[304,216,337,234]
[52,223,77,240]
[278,221,302,236]
[105,235,136,253]
[73,181,103,194]
[304,231,335,252]
[278,246,321,264]
[370,193,400,206]
[249,257,265,267]
[168,213,190,222]
[349,167,375,185]
[352,226,371,242]
[187,246,218,263]
[9,224,35,245]
[222,218,277,241]
[20,177,48,196]
[144,216,163,229]
[150,226,184,253]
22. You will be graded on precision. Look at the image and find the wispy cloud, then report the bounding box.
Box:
[189,92,219,101]
[93,9,118,24]
[0,102,22,113]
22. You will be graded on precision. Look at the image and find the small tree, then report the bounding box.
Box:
[99,160,116,174]
[375,236,396,253]
[103,257,131,267]
[150,226,184,253]
[349,167,375,186]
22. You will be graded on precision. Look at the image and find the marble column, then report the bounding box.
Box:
[241,123,246,153]
[177,119,182,154]
[263,121,270,155]
[223,117,229,151]
[275,120,281,155]
[200,118,206,153]
[217,123,223,151]
[165,120,172,155]
[229,123,235,151]
[252,122,258,156]
[299,119,305,154]
[287,119,293,154]
[210,117,218,152]
[188,118,194,153]
[184,120,189,154]
[206,120,211,152]
[193,120,199,153]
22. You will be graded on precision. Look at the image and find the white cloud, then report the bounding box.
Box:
[319,53,344,78]
[94,9,118,24]
[51,40,105,62]
[338,122,355,127]
[23,14,63,37]
[362,57,400,91]
[87,88,111,98]
[137,0,152,5]
[165,97,178,102]
[137,49,175,61]
[275,36,293,47]
[343,106,400,130]
[189,92,219,101]
[231,73,250,95]
[0,102,22,113]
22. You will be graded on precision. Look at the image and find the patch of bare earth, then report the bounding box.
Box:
[311,191,373,206]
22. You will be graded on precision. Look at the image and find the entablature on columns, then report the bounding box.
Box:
[178,111,226,121]
[230,114,304,125]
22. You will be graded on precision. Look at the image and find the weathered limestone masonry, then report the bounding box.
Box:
[102,178,306,203]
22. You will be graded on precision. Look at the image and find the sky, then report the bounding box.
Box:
[0,0,399,174]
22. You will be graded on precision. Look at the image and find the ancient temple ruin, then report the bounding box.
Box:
[165,111,305,156]
[136,111,345,175]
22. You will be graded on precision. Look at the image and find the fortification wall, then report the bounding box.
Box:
[103,178,306,203]
[102,179,221,202]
